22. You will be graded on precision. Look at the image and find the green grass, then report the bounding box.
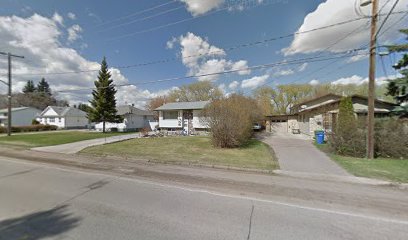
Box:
[0,131,131,148]
[81,136,278,171]
[332,155,408,183]
[315,143,408,183]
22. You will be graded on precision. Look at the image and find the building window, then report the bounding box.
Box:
[49,117,55,123]
[58,118,62,122]
[163,111,178,120]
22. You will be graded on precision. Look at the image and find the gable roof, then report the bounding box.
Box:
[39,106,87,117]
[116,105,154,116]
[155,101,210,111]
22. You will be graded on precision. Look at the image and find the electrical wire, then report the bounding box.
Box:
[6,17,372,77]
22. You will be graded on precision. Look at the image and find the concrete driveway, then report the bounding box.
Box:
[31,133,140,154]
[263,132,351,176]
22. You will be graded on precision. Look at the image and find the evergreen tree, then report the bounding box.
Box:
[37,78,51,95]
[386,29,408,117]
[88,57,122,133]
[337,97,355,131]
[23,80,36,93]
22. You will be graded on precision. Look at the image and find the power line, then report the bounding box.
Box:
[53,50,367,93]
[96,0,178,28]
[9,17,372,77]
[375,0,400,38]
[244,21,371,94]
[98,5,185,33]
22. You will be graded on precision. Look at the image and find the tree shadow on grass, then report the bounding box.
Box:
[0,205,80,240]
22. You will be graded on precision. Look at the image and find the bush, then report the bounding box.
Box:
[375,118,408,159]
[32,119,40,125]
[201,94,262,148]
[329,117,408,159]
[0,124,58,133]
[329,97,367,157]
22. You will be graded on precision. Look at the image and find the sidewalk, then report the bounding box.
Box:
[31,133,140,154]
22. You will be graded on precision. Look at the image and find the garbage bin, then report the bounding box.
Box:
[315,131,325,145]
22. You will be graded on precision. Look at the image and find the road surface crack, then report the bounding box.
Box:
[247,202,254,240]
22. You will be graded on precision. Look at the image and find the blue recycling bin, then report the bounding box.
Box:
[315,131,325,145]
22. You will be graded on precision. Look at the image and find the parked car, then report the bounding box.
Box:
[253,123,263,131]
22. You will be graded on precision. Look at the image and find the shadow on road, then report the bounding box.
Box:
[0,205,80,240]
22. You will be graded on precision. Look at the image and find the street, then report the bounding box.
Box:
[1,157,407,240]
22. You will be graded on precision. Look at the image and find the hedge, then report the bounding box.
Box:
[0,124,58,133]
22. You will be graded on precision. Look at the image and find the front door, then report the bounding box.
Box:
[183,110,193,134]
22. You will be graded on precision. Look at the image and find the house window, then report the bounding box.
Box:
[163,111,178,120]
[58,118,62,122]
[49,117,55,123]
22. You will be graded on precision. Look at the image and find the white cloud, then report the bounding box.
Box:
[229,81,239,90]
[241,75,269,89]
[67,24,82,42]
[171,32,250,82]
[309,79,320,85]
[273,68,294,77]
[166,37,177,49]
[298,63,308,72]
[230,60,251,75]
[0,13,165,108]
[283,0,407,55]
[330,74,396,86]
[180,0,225,16]
[52,12,64,25]
[67,12,76,20]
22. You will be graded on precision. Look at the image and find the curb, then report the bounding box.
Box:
[273,170,406,187]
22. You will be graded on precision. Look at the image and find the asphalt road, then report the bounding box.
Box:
[0,158,407,240]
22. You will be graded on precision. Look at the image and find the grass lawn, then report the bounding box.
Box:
[0,131,132,148]
[81,136,278,171]
[315,143,408,183]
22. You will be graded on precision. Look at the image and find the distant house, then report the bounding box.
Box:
[155,101,209,134]
[0,107,41,127]
[95,105,155,132]
[37,106,88,129]
[266,94,397,136]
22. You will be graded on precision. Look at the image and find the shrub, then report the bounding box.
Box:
[0,124,58,133]
[32,119,40,125]
[201,94,262,148]
[329,97,367,157]
[375,118,408,159]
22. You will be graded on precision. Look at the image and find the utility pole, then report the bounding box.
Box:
[366,0,379,159]
[0,51,25,136]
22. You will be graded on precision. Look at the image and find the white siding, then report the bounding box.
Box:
[158,110,182,128]
[192,110,207,129]
[95,114,154,131]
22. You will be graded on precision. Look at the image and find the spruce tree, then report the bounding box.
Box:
[386,29,408,117]
[37,78,51,95]
[23,80,36,93]
[88,57,122,133]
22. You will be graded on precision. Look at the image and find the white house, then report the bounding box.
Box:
[0,107,41,127]
[155,101,210,134]
[37,106,89,129]
[95,105,155,132]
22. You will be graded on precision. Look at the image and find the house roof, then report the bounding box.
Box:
[155,101,210,111]
[292,94,341,109]
[39,106,87,117]
[116,105,155,116]
[0,107,37,114]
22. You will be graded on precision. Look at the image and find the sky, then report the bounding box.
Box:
[0,0,407,108]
